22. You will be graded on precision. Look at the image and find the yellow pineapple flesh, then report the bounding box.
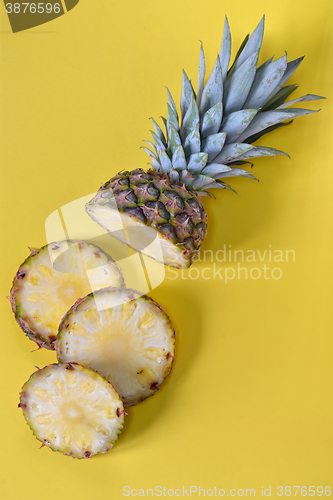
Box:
[57,288,175,406]
[10,240,124,349]
[19,363,125,458]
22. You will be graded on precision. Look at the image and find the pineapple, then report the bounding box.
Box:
[86,16,324,269]
[10,240,124,350]
[57,287,175,406]
[19,363,125,458]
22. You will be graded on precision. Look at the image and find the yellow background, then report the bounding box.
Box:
[0,0,332,498]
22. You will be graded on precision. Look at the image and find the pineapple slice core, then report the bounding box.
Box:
[58,288,175,406]
[19,363,124,458]
[61,401,84,420]
[11,240,124,348]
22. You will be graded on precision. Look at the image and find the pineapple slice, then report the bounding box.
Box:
[57,288,175,406]
[19,363,125,458]
[10,240,124,350]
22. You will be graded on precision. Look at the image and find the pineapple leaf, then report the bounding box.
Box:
[279,56,304,87]
[166,88,178,119]
[192,174,216,190]
[169,169,180,183]
[151,131,166,152]
[200,55,223,116]
[257,56,274,71]
[183,124,201,157]
[160,116,167,132]
[171,145,187,171]
[227,34,249,76]
[167,123,182,156]
[196,190,216,198]
[141,146,157,159]
[262,84,298,111]
[221,109,258,144]
[211,180,237,192]
[245,53,287,109]
[237,108,319,142]
[150,157,162,169]
[201,132,227,162]
[143,140,157,151]
[214,143,255,164]
[218,167,258,180]
[187,152,208,174]
[277,94,326,109]
[263,56,304,106]
[228,160,254,167]
[196,43,206,109]
[167,103,180,133]
[219,15,231,82]
[201,163,232,178]
[236,146,290,160]
[180,169,195,187]
[200,101,223,138]
[181,71,196,122]
[181,96,200,142]
[224,50,260,114]
[159,149,173,172]
[150,118,166,146]
[142,147,161,169]
[246,120,293,144]
[228,16,264,76]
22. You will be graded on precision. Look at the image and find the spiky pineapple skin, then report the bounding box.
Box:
[89,169,208,269]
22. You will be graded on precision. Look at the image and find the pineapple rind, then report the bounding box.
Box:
[10,240,125,350]
[57,287,175,407]
[19,363,125,459]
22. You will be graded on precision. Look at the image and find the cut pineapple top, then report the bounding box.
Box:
[10,240,124,349]
[57,288,175,406]
[19,363,125,458]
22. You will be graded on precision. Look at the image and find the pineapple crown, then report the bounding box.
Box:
[143,16,324,196]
